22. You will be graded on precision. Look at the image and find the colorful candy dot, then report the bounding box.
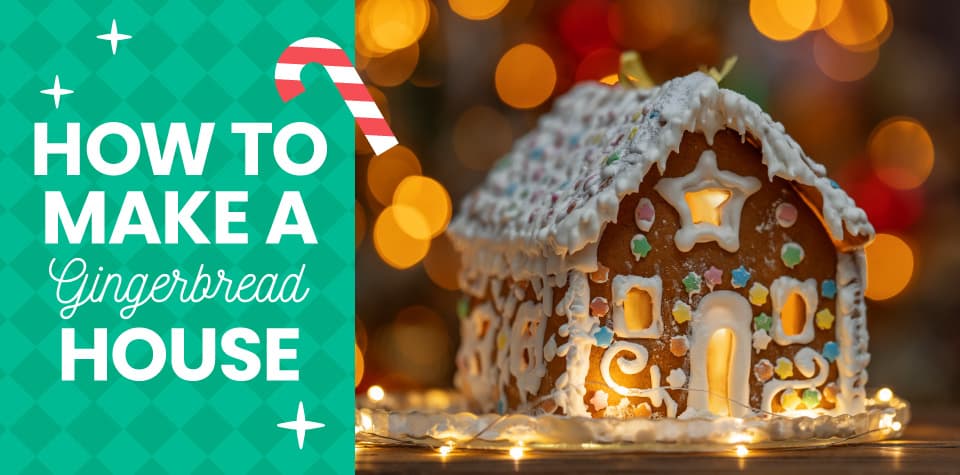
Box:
[682,272,702,295]
[780,389,801,411]
[815,308,835,330]
[590,297,610,317]
[497,397,506,414]
[752,329,772,353]
[457,297,470,319]
[822,341,840,362]
[635,198,656,232]
[589,389,609,412]
[631,234,652,259]
[593,326,614,348]
[605,152,620,165]
[781,242,805,268]
[590,264,610,283]
[775,357,794,379]
[749,282,769,306]
[754,312,772,331]
[776,202,798,228]
[821,279,837,299]
[672,300,692,324]
[731,265,751,288]
[754,359,774,382]
[670,335,689,357]
[704,266,723,290]
[802,388,822,408]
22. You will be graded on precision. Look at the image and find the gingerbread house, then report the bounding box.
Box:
[447,71,874,419]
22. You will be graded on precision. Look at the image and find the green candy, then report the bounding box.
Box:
[682,272,701,293]
[631,234,652,258]
[754,312,772,331]
[781,242,805,268]
[605,152,620,165]
[457,297,470,319]
[802,388,821,408]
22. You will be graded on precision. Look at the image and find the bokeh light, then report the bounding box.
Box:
[558,0,616,57]
[356,201,367,249]
[424,234,461,290]
[865,233,914,301]
[813,32,879,82]
[367,145,422,205]
[495,44,557,109]
[868,117,935,190]
[453,106,513,170]
[373,205,431,269]
[393,176,452,238]
[609,0,695,51]
[823,0,889,49]
[355,343,365,387]
[366,43,420,87]
[807,0,842,30]
[749,0,812,41]
[361,0,430,52]
[574,48,620,82]
[449,0,509,20]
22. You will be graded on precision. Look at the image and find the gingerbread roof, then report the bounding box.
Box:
[448,72,874,277]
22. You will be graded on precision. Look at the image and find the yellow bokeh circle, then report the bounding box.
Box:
[393,175,452,239]
[865,233,914,301]
[868,117,935,190]
[373,205,430,269]
[449,0,509,20]
[495,44,557,109]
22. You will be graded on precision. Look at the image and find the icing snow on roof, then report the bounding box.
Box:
[448,72,874,276]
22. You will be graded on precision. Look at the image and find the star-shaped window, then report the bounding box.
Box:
[655,151,761,252]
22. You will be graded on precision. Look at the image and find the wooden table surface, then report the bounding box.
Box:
[356,406,960,474]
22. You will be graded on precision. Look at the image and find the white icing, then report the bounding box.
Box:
[544,335,557,362]
[769,276,818,346]
[599,342,678,418]
[835,251,870,414]
[610,274,663,339]
[509,301,547,403]
[667,368,687,388]
[553,271,595,417]
[761,347,830,413]
[752,329,772,353]
[448,72,874,284]
[686,291,753,417]
[653,150,761,252]
[454,302,500,411]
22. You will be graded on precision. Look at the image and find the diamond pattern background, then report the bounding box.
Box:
[0,1,355,473]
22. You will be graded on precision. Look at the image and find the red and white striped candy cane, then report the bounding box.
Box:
[275,37,398,156]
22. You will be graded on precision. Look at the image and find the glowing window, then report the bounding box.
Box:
[781,292,806,336]
[770,277,818,346]
[611,275,663,339]
[684,188,732,226]
[707,328,735,416]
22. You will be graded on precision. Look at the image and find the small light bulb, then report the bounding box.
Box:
[509,445,524,460]
[891,421,902,431]
[877,388,893,403]
[368,385,385,402]
[735,445,749,457]
[439,445,453,456]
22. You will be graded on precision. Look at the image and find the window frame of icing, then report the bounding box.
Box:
[611,274,663,339]
[654,150,761,252]
[769,276,819,346]
[509,301,548,402]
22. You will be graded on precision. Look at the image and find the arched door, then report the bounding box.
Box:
[687,291,752,417]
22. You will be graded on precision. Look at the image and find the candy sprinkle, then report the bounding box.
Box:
[776,202,798,228]
[672,300,692,324]
[815,308,835,330]
[775,357,794,379]
[731,265,751,288]
[593,326,614,348]
[634,198,656,232]
[821,279,837,299]
[822,341,840,362]
[682,272,702,295]
[802,388,822,408]
[748,282,769,306]
[631,234,652,259]
[754,312,772,331]
[781,242,805,268]
[704,266,723,290]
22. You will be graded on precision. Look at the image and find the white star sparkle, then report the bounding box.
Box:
[277,401,325,450]
[40,75,73,109]
[96,19,132,55]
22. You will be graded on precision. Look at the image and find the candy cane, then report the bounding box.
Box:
[275,37,398,155]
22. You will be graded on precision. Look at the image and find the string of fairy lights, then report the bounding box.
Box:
[355,385,907,460]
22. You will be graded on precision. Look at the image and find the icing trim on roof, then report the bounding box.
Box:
[448,72,874,280]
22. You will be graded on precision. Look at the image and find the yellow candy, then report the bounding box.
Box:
[774,357,794,379]
[780,389,801,411]
[497,332,507,350]
[672,300,692,324]
[815,308,835,330]
[748,283,769,306]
